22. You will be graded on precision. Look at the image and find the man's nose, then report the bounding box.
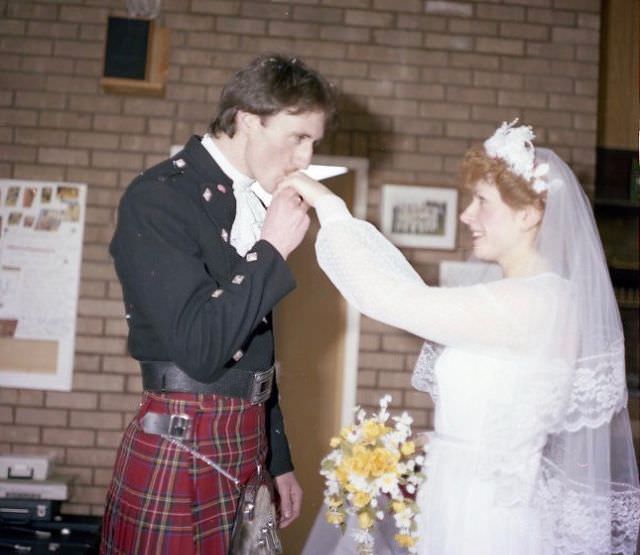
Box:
[293,142,314,169]
[460,204,473,224]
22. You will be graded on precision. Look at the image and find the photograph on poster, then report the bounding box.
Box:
[381,184,458,249]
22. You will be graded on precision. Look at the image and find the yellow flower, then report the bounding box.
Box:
[335,465,349,486]
[391,500,406,513]
[400,441,415,456]
[327,496,343,508]
[394,534,417,548]
[327,510,345,525]
[361,419,389,443]
[352,490,371,509]
[339,426,352,440]
[330,436,342,448]
[358,511,374,529]
[346,445,399,478]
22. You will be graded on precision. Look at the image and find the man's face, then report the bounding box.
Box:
[242,109,326,192]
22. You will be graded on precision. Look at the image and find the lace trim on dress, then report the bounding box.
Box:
[535,456,640,555]
[410,341,444,399]
[562,338,627,432]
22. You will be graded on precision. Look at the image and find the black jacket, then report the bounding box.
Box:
[110,136,296,476]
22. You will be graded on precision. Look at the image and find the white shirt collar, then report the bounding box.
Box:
[201,134,253,190]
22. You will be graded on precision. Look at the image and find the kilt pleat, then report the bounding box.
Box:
[100,391,267,555]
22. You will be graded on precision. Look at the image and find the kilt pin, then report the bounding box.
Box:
[101,137,297,554]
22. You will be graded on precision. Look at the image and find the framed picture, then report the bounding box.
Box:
[381,184,458,249]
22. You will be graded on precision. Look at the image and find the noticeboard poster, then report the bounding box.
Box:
[0,179,86,391]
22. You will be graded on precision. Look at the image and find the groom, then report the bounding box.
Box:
[101,54,336,554]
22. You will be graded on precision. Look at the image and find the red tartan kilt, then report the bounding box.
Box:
[100,391,267,555]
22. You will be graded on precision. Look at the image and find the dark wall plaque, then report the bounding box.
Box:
[103,16,151,81]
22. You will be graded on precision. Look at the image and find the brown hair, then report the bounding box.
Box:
[460,147,546,211]
[209,53,337,138]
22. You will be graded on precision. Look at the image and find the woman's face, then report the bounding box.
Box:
[459,179,527,264]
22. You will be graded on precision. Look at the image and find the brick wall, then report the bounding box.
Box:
[0,0,601,515]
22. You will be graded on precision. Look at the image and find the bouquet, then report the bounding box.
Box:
[320,395,426,554]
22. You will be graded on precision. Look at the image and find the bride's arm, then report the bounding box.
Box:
[281,174,535,352]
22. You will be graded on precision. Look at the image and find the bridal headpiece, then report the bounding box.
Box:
[484,119,557,193]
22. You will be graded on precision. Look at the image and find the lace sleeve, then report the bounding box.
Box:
[314,196,555,354]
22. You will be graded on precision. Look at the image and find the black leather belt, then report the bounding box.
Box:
[140,361,274,405]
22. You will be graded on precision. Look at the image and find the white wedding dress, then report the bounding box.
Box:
[303,196,577,555]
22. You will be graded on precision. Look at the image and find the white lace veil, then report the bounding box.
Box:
[412,146,640,554]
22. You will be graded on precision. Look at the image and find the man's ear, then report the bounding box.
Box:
[519,204,543,231]
[236,110,261,135]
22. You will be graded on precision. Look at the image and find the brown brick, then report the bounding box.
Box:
[74,354,102,372]
[477,4,525,21]
[554,0,599,11]
[527,8,575,25]
[397,13,447,31]
[411,105,463,125]
[449,19,498,36]
[369,98,418,117]
[378,371,412,389]
[425,33,473,51]
[40,111,92,130]
[8,3,58,19]
[100,393,141,412]
[54,40,103,60]
[476,37,524,56]
[418,137,468,155]
[498,90,547,109]
[447,86,496,105]
[216,17,266,34]
[500,22,549,41]
[268,20,320,38]
[1,36,52,56]
[96,430,125,449]
[0,19,27,36]
[46,392,98,410]
[75,335,126,355]
[293,5,343,23]
[374,29,422,48]
[345,9,394,27]
[43,428,95,447]
[16,408,67,427]
[91,151,144,171]
[0,71,46,91]
[66,447,116,468]
[473,71,524,90]
[373,0,421,11]
[472,105,522,124]
[370,63,420,82]
[382,335,423,353]
[446,121,496,140]
[105,318,128,337]
[27,20,79,39]
[94,467,116,486]
[126,375,143,394]
[449,52,500,70]
[321,25,370,43]
[0,406,13,423]
[0,425,40,444]
[424,0,472,16]
[38,147,89,166]
[576,45,599,63]
[357,388,403,408]
[549,93,596,113]
[550,60,598,79]
[192,0,240,15]
[0,387,44,406]
[14,164,66,181]
[75,317,104,336]
[526,42,575,60]
[501,57,551,75]
[0,53,20,71]
[358,369,377,387]
[0,144,37,162]
[15,128,66,146]
[70,410,123,430]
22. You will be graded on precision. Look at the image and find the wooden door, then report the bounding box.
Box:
[275,171,356,553]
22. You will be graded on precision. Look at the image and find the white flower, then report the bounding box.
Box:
[483,119,556,193]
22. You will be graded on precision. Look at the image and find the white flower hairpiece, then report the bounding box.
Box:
[484,119,553,193]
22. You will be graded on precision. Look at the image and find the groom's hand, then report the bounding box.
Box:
[260,188,310,260]
[274,471,303,528]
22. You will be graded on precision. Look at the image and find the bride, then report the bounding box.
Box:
[283,121,640,555]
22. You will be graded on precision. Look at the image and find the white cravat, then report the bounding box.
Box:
[201,135,272,256]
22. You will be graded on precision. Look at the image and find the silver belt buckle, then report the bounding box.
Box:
[249,367,273,404]
[167,413,191,439]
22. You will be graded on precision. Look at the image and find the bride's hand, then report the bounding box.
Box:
[277,172,332,207]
